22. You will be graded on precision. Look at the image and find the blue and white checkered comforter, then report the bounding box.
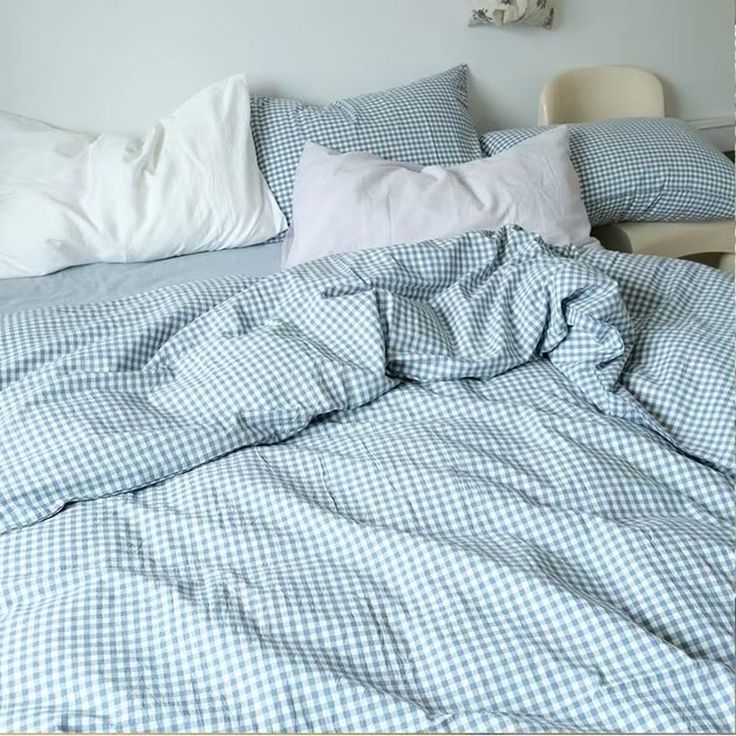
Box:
[0,226,733,733]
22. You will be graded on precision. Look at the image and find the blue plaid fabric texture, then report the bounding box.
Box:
[251,66,482,223]
[0,228,733,732]
[480,118,735,226]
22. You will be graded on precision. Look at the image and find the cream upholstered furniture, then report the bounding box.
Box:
[592,221,734,272]
[538,66,733,270]
[538,66,664,125]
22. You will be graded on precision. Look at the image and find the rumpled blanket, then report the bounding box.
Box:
[0,226,733,732]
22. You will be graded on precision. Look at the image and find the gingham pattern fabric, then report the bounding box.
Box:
[479,118,736,226]
[0,228,733,733]
[251,66,482,223]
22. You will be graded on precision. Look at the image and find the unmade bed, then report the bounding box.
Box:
[1,62,734,735]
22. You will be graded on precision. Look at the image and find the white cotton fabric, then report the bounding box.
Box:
[0,75,286,278]
[284,127,591,268]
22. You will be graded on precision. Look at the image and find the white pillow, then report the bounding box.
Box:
[284,127,590,268]
[0,75,286,279]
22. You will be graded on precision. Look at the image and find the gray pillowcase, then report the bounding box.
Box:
[480,118,735,226]
[251,66,482,223]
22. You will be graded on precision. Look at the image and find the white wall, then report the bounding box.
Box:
[0,0,733,135]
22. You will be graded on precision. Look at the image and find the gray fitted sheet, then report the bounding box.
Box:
[0,241,283,314]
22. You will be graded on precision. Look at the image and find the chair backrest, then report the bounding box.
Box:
[538,66,665,125]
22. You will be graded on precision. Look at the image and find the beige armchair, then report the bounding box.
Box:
[538,66,733,270]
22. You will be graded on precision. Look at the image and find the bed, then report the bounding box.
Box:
[1,65,734,734]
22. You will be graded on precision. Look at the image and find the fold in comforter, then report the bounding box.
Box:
[0,226,733,732]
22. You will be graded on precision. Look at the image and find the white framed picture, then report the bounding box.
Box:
[469,0,555,28]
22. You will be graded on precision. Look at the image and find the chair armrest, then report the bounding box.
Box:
[592,220,734,264]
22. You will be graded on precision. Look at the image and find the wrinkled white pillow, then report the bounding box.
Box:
[0,75,286,278]
[284,127,590,268]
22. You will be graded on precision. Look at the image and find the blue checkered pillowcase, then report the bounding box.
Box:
[480,118,735,226]
[251,66,482,223]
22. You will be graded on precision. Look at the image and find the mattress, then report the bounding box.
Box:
[0,240,283,313]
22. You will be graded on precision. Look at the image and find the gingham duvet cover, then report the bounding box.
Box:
[0,226,733,733]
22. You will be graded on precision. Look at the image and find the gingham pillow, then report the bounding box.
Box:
[480,118,735,226]
[251,66,482,223]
